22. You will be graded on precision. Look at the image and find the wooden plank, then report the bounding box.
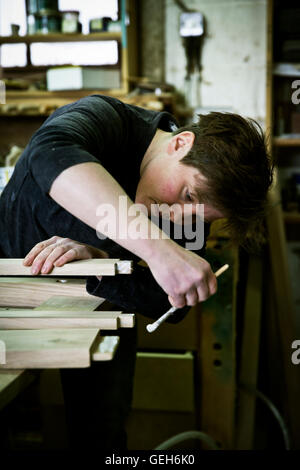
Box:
[0,277,103,307]
[265,0,300,448]
[198,245,238,450]
[0,329,101,369]
[36,295,135,328]
[284,212,300,224]
[0,32,122,45]
[0,369,36,411]
[0,258,132,276]
[273,138,300,147]
[235,255,262,449]
[0,311,120,330]
[35,295,103,311]
[0,310,134,329]
[36,296,135,328]
[91,335,120,361]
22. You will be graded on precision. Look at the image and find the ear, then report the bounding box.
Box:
[167,131,195,157]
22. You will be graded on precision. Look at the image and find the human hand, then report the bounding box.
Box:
[23,235,108,275]
[146,240,217,308]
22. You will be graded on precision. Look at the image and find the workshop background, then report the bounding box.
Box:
[0,0,300,451]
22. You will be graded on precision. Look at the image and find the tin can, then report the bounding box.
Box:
[89,17,111,33]
[26,0,58,14]
[61,11,80,34]
[35,12,62,34]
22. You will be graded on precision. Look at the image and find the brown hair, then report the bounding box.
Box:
[176,112,274,248]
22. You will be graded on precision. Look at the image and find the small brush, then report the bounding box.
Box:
[146,263,229,333]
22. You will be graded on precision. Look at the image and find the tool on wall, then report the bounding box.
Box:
[146,263,229,333]
[180,10,204,80]
[173,0,205,106]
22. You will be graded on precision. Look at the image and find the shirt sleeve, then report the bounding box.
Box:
[27,96,124,194]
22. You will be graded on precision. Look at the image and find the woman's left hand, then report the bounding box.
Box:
[23,235,108,275]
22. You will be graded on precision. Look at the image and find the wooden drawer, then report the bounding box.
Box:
[132,351,195,412]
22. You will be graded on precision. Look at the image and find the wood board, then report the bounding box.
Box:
[0,328,101,369]
[235,255,262,449]
[34,295,103,311]
[91,335,120,361]
[0,310,135,330]
[0,258,132,276]
[0,277,102,308]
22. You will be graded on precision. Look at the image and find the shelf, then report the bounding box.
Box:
[0,91,169,117]
[5,89,124,99]
[273,137,300,147]
[0,32,122,45]
[273,62,300,77]
[284,212,300,224]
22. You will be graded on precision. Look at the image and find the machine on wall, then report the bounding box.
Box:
[174,0,205,106]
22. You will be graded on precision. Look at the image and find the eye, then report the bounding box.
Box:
[185,189,193,202]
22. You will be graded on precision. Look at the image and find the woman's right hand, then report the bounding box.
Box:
[146,239,217,308]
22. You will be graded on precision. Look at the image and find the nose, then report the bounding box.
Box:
[169,203,198,224]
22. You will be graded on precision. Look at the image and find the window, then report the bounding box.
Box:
[0,0,119,67]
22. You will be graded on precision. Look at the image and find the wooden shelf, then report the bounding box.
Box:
[284,212,300,224]
[273,63,300,77]
[273,137,300,147]
[0,91,168,117]
[0,32,122,45]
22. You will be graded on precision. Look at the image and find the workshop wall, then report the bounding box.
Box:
[139,0,165,82]
[165,0,267,123]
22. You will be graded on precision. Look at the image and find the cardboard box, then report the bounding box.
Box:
[46,66,121,91]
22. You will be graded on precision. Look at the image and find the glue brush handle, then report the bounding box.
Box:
[146,263,229,333]
[214,264,229,278]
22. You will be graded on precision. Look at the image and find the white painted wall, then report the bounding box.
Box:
[165,0,267,124]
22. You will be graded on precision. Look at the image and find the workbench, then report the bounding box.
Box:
[0,258,134,412]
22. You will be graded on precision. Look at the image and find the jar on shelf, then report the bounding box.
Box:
[89,17,111,33]
[34,11,62,34]
[61,11,80,34]
[26,0,58,15]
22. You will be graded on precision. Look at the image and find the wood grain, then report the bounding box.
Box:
[0,258,132,276]
[199,245,238,450]
[0,278,102,308]
[91,335,120,361]
[34,295,103,311]
[0,310,134,329]
[265,0,300,448]
[0,311,119,330]
[0,328,101,369]
[235,255,262,449]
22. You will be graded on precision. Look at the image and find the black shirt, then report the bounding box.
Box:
[0,94,209,322]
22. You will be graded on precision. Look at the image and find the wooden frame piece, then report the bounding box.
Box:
[0,278,101,307]
[235,255,262,449]
[0,310,134,330]
[0,258,132,276]
[91,335,120,361]
[0,328,101,369]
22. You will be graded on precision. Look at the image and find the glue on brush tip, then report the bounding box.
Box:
[146,324,156,333]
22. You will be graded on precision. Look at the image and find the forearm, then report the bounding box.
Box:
[48,161,173,262]
[48,162,217,308]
